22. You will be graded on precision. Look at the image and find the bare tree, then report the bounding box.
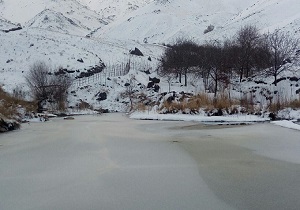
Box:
[120,75,138,111]
[232,25,263,80]
[25,61,72,112]
[264,29,299,85]
[50,74,72,110]
[158,66,176,92]
[25,61,51,111]
[159,39,199,86]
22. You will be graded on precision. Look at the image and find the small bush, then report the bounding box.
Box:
[290,99,300,109]
[135,103,148,112]
[77,100,93,110]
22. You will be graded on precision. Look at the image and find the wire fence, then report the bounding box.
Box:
[72,61,130,87]
[72,59,153,88]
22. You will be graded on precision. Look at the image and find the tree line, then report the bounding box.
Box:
[158,25,299,96]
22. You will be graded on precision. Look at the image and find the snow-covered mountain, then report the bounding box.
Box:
[0,0,108,36]
[77,0,152,21]
[1,0,300,112]
[0,17,19,31]
[26,9,91,35]
[95,0,300,43]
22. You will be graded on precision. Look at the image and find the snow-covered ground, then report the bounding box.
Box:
[130,111,300,131]
[130,111,269,122]
[1,0,300,116]
[272,120,300,131]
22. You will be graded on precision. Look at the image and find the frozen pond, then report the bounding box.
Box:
[1,114,300,210]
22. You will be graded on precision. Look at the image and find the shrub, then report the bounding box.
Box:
[0,86,36,120]
[290,99,300,109]
[25,61,72,112]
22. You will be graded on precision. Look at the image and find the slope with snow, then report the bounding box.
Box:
[77,0,152,21]
[0,0,108,36]
[94,0,300,43]
[0,18,20,31]
[218,0,300,38]
[26,9,90,35]
[1,0,300,113]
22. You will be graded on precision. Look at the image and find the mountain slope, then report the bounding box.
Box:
[1,0,300,113]
[218,0,300,38]
[93,0,300,43]
[0,17,20,31]
[77,0,152,21]
[0,0,107,35]
[26,9,89,35]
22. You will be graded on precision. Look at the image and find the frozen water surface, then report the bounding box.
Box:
[0,114,231,210]
[1,114,300,210]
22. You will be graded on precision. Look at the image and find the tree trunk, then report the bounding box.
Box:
[184,69,188,87]
[214,77,218,98]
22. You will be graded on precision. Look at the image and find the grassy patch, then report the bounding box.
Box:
[0,87,36,120]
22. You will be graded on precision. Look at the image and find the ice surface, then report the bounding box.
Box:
[0,114,232,210]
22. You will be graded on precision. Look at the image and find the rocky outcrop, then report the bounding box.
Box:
[130,47,144,56]
[0,114,20,133]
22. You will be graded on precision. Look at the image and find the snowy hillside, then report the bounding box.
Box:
[1,0,300,113]
[0,0,108,36]
[0,18,20,31]
[0,27,163,89]
[26,9,90,35]
[78,0,152,21]
[217,0,300,39]
[94,0,255,43]
[94,0,300,43]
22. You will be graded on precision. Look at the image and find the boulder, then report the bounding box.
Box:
[130,47,144,56]
[0,115,20,133]
[95,92,107,101]
[149,77,160,83]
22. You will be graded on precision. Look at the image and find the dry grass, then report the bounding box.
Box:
[134,102,150,112]
[158,92,241,114]
[187,93,212,109]
[77,100,93,110]
[161,101,188,113]
[290,99,300,109]
[269,97,300,113]
[0,87,36,119]
[213,93,239,109]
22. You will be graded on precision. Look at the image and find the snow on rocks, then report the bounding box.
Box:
[0,114,20,132]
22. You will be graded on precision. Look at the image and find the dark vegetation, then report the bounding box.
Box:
[159,25,299,92]
[155,26,300,115]
[25,61,72,112]
[0,87,35,132]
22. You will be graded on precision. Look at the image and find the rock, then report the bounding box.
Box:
[149,77,160,83]
[269,113,276,121]
[95,92,107,101]
[64,116,75,120]
[0,115,20,133]
[130,47,144,56]
[77,58,84,63]
[153,84,160,92]
[144,69,151,74]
